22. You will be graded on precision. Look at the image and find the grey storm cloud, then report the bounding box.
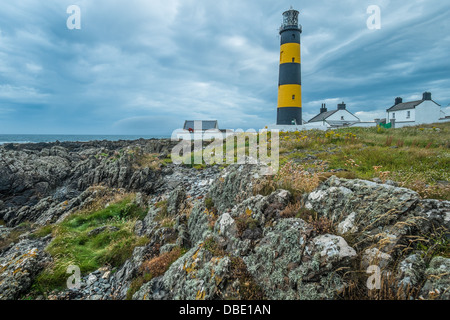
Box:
[0,0,449,134]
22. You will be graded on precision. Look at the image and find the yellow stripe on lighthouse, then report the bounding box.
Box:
[280,43,301,64]
[277,84,302,108]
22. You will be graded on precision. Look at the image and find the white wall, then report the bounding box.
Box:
[350,122,378,128]
[415,100,442,124]
[387,108,415,123]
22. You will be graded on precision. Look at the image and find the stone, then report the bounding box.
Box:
[166,186,186,216]
[312,234,357,263]
[0,238,51,300]
[134,243,232,300]
[396,253,426,288]
[419,256,450,300]
[337,212,357,234]
[87,274,97,286]
[360,248,393,270]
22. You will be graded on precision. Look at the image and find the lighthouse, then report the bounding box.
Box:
[276,8,302,125]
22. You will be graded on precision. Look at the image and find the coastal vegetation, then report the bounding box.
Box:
[31,194,148,294]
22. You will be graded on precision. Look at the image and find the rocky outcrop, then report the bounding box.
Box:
[133,243,232,300]
[0,237,51,300]
[208,164,263,213]
[0,139,178,227]
[244,219,356,300]
[305,176,450,255]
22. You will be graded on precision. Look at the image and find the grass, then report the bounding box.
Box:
[277,122,450,200]
[133,153,164,170]
[32,196,149,294]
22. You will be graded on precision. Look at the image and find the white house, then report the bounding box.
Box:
[308,102,360,128]
[386,92,447,128]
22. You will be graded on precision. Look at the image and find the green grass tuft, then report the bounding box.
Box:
[33,198,149,293]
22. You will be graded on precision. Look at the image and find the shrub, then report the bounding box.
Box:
[140,247,185,278]
[279,202,302,218]
[204,198,214,210]
[235,212,259,237]
[126,247,186,300]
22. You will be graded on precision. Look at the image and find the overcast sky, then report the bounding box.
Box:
[0,0,449,135]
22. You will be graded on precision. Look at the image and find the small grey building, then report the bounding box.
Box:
[183,120,219,132]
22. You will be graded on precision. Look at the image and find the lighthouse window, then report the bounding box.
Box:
[292,34,295,39]
[292,57,295,62]
[292,95,295,100]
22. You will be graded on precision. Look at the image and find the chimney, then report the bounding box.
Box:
[320,103,327,114]
[337,102,346,110]
[395,97,403,105]
[423,92,432,101]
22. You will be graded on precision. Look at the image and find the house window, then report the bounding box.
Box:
[407,111,411,119]
[392,113,395,119]
[341,116,344,120]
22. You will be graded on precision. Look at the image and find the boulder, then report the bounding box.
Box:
[0,238,51,300]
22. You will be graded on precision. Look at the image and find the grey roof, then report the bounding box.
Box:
[308,109,360,123]
[183,120,218,130]
[308,110,338,123]
[387,100,423,112]
[387,99,440,112]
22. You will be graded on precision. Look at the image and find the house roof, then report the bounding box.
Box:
[387,100,423,112]
[387,99,441,112]
[308,109,360,123]
[183,120,218,130]
[308,110,338,123]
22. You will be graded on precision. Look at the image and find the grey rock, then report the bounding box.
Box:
[187,203,211,246]
[0,238,51,300]
[209,164,263,213]
[420,256,450,300]
[134,243,231,300]
[166,186,186,216]
[396,253,426,288]
[361,248,393,271]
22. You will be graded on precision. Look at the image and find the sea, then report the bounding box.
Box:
[0,134,170,145]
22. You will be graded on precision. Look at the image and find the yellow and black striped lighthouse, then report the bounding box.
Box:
[277,8,302,125]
